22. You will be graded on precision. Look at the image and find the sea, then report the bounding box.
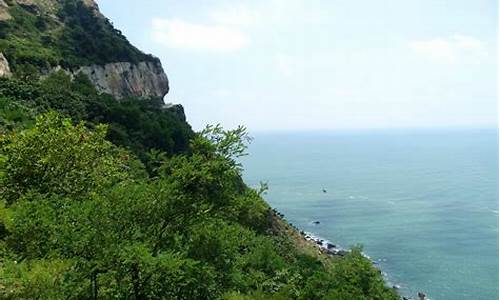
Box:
[241,128,499,300]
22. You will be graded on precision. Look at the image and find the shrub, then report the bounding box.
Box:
[0,112,138,202]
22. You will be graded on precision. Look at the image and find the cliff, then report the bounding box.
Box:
[0,0,169,99]
[75,61,169,99]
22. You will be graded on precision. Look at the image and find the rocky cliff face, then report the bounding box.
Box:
[0,52,11,77]
[1,0,58,18]
[76,61,169,99]
[0,53,169,100]
[0,0,10,21]
[0,0,170,100]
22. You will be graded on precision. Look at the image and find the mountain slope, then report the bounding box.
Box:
[0,0,193,163]
[0,0,168,99]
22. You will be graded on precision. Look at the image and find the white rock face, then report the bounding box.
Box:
[0,53,12,78]
[76,61,170,99]
[0,0,11,21]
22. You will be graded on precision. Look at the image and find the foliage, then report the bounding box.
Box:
[0,74,194,167]
[0,0,157,74]
[57,0,157,67]
[0,112,138,202]
[0,259,84,300]
[0,96,33,133]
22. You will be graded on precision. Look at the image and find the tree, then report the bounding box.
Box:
[0,112,141,202]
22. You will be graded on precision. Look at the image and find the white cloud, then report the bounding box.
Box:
[409,34,488,64]
[152,18,250,52]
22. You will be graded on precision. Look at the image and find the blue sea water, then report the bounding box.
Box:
[241,129,499,300]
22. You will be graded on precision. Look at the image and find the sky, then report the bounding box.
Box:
[98,0,498,132]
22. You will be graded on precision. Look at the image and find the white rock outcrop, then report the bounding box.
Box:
[0,0,11,20]
[0,53,12,78]
[75,61,169,99]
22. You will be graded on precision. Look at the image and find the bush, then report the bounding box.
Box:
[0,112,139,202]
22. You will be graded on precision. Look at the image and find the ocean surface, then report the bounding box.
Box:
[241,129,499,300]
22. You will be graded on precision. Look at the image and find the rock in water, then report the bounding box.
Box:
[326,243,336,249]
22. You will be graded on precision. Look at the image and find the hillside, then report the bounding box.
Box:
[0,0,192,163]
[0,1,400,299]
[0,0,169,99]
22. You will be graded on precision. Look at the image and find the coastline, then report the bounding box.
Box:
[271,210,427,300]
[300,229,425,300]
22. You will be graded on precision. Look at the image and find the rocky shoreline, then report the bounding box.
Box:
[301,230,349,257]
[274,209,429,300]
[300,228,429,300]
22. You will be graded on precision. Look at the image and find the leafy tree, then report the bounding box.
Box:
[0,112,141,202]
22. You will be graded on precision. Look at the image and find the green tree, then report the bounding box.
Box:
[0,112,141,202]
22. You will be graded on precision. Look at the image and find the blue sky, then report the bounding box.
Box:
[98,0,497,131]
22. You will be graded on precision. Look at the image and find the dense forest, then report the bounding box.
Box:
[0,0,400,299]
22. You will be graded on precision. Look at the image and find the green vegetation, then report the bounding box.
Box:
[0,73,193,165]
[0,112,399,299]
[0,0,157,74]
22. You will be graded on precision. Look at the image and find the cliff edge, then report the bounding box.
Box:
[0,0,169,99]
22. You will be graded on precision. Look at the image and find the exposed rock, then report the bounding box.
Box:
[82,0,97,9]
[81,0,103,17]
[1,0,60,21]
[76,61,169,99]
[0,53,12,78]
[15,0,39,14]
[15,0,35,5]
[0,0,11,20]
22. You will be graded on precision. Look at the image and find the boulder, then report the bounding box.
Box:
[326,243,336,249]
